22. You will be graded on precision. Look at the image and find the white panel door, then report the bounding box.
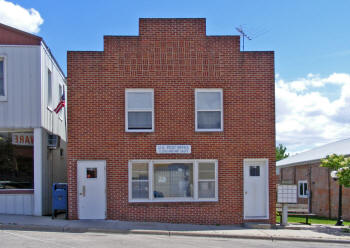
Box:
[243,159,269,219]
[78,160,106,219]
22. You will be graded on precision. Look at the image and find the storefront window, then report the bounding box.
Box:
[129,160,217,202]
[153,163,193,198]
[0,133,34,189]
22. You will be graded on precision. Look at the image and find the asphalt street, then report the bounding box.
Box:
[0,230,349,248]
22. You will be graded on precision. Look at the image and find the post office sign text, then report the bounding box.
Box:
[156,145,191,154]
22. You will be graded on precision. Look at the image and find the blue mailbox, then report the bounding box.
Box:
[52,183,68,219]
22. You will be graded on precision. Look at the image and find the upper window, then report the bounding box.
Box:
[0,57,6,100]
[125,89,154,132]
[47,69,52,108]
[129,160,218,202]
[298,180,308,198]
[195,89,223,132]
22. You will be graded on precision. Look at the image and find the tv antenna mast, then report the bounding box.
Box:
[235,26,252,51]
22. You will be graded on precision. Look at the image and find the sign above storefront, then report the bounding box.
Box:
[156,145,191,154]
[12,133,34,146]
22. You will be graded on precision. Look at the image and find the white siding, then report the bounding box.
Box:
[0,46,41,128]
[40,44,67,142]
[0,44,66,216]
[0,194,34,215]
[39,45,67,215]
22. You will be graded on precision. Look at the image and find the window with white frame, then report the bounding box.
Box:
[125,89,154,132]
[47,69,52,108]
[129,160,218,202]
[131,162,149,199]
[298,180,308,198]
[195,89,223,131]
[198,162,216,198]
[0,57,6,100]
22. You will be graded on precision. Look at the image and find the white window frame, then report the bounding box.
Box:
[47,69,53,109]
[0,55,7,101]
[125,89,154,132]
[195,89,223,132]
[298,180,308,198]
[128,159,218,203]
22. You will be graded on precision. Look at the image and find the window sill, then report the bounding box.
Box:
[0,189,34,194]
[129,198,218,203]
[126,129,154,133]
[195,129,223,132]
[0,97,7,102]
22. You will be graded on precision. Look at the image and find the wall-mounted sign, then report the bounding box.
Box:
[156,145,191,154]
[277,184,297,203]
[12,133,34,146]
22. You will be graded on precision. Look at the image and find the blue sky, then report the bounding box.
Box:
[1,0,350,154]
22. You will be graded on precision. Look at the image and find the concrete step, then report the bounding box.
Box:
[243,223,272,229]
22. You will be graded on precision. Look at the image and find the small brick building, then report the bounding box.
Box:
[67,18,275,225]
[277,138,350,220]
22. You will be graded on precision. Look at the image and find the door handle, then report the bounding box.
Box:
[80,186,86,197]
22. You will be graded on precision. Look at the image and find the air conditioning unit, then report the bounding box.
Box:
[48,134,60,149]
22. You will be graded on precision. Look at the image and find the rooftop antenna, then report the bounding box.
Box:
[236,25,252,51]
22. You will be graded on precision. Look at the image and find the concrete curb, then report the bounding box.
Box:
[1,223,350,244]
[0,224,66,233]
[0,223,90,233]
[103,229,350,244]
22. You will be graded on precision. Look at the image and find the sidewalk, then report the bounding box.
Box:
[0,214,349,244]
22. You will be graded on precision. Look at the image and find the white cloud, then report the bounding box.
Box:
[0,0,43,33]
[276,73,350,154]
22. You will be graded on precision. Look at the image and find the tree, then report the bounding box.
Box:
[320,154,350,187]
[276,144,289,161]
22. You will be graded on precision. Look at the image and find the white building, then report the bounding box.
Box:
[0,23,67,216]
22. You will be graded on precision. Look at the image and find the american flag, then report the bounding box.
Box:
[54,91,65,114]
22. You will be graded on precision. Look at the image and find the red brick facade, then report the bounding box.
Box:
[67,18,275,225]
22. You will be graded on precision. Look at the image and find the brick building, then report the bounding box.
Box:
[277,138,350,220]
[67,18,275,225]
